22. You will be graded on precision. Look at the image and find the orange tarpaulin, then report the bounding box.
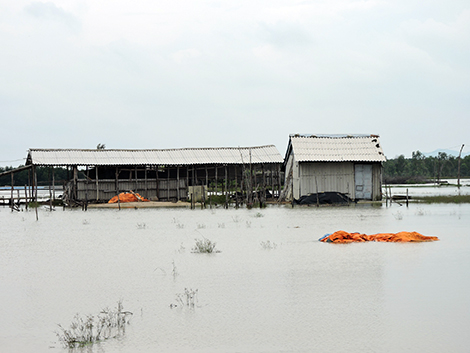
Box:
[319,230,439,243]
[108,192,148,203]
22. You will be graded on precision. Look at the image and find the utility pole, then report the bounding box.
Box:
[457,144,465,188]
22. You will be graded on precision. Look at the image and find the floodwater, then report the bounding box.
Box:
[1,202,469,353]
[387,178,470,197]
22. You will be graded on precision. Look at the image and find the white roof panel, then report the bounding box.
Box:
[27,145,283,166]
[289,135,386,162]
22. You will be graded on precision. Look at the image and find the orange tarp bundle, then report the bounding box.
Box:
[320,230,439,243]
[108,192,148,203]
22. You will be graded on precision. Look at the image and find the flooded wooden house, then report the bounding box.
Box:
[25,146,283,205]
[282,134,386,201]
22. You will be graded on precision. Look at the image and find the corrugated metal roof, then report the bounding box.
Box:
[26,145,283,166]
[288,135,386,162]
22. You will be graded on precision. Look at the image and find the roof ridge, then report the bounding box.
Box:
[289,134,380,139]
[29,145,277,152]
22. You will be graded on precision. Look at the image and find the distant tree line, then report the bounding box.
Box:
[0,166,70,187]
[384,151,469,184]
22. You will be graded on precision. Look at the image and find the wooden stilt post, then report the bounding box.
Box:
[270,167,273,200]
[115,167,119,197]
[192,165,196,209]
[96,167,99,202]
[10,172,14,211]
[134,166,138,196]
[248,149,253,207]
[458,144,464,189]
[167,167,170,201]
[145,166,148,199]
[315,176,319,207]
[52,167,55,201]
[156,166,160,201]
[85,166,89,204]
[225,165,228,209]
[215,165,218,198]
[24,185,28,210]
[73,166,78,202]
[49,168,52,211]
[204,166,208,209]
[185,166,189,202]
[235,166,239,209]
[177,166,180,201]
[261,164,266,208]
[32,166,38,220]
[27,168,31,206]
[34,166,38,202]
[191,165,194,209]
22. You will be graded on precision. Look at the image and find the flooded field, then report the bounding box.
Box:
[387,178,470,197]
[1,202,469,353]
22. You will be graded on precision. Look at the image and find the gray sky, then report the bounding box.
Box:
[1,0,469,167]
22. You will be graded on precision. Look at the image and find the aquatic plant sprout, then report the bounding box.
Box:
[174,288,198,307]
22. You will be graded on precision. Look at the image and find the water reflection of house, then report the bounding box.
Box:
[282,134,386,201]
[24,146,283,205]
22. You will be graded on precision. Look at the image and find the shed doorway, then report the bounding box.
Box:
[355,164,372,200]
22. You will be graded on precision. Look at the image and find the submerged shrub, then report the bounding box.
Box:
[260,240,277,250]
[192,237,219,253]
[56,300,132,348]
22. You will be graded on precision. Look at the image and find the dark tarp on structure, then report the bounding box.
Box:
[294,192,354,205]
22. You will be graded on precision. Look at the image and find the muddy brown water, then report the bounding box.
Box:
[1,202,469,352]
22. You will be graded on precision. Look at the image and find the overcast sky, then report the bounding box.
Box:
[1,0,469,167]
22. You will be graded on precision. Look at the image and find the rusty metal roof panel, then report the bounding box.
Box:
[27,145,283,166]
[289,135,386,162]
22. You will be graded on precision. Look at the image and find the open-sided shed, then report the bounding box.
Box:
[283,134,386,201]
[25,145,283,206]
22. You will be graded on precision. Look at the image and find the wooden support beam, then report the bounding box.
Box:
[0,164,32,177]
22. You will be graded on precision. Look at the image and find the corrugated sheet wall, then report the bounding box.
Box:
[372,163,382,201]
[298,162,355,198]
